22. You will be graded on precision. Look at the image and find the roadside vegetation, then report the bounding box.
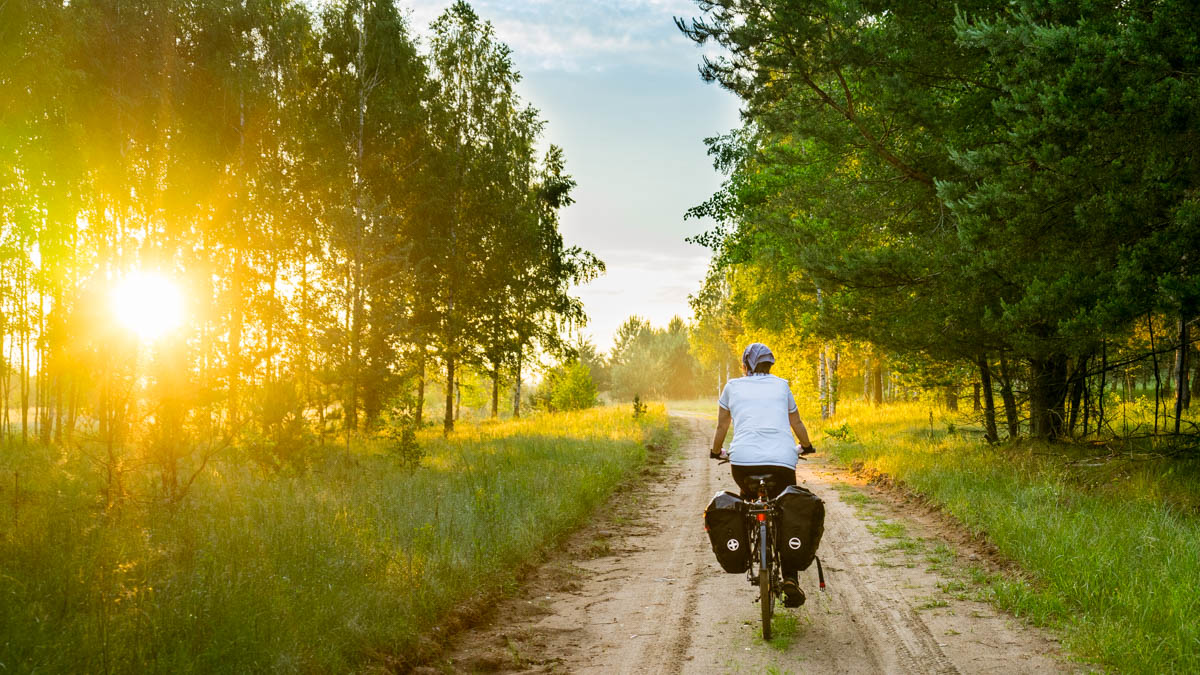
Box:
[819,401,1200,674]
[657,4,1200,669]
[0,405,669,672]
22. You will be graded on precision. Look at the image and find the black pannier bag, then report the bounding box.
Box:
[775,485,825,573]
[704,491,749,573]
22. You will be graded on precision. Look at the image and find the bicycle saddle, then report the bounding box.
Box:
[745,475,779,498]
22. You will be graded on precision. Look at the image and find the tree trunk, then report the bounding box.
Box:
[872,360,883,405]
[1029,354,1069,440]
[443,354,455,434]
[229,252,244,436]
[829,349,840,418]
[347,276,363,432]
[20,304,28,444]
[1066,355,1089,436]
[945,385,958,412]
[1148,314,1161,433]
[1191,343,1200,402]
[491,368,499,418]
[512,350,522,418]
[1097,342,1108,434]
[973,381,981,412]
[415,352,425,426]
[1174,316,1189,432]
[977,354,998,443]
[998,355,1019,438]
[1082,372,1091,436]
[818,349,829,419]
[53,370,64,444]
[35,291,45,443]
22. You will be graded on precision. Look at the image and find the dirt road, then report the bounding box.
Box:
[436,412,1075,674]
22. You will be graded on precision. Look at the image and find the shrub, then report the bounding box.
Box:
[537,360,598,412]
[378,399,423,472]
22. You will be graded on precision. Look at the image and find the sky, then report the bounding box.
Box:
[406,1,743,352]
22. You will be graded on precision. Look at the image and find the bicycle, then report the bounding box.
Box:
[744,473,783,639]
[714,453,826,640]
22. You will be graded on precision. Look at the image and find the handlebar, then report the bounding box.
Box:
[711,446,815,464]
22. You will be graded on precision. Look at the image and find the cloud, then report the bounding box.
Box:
[404,0,719,72]
[571,250,712,348]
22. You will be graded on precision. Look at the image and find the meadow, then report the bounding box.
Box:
[818,401,1200,674]
[0,405,669,673]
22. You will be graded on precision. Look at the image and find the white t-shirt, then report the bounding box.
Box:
[718,374,799,469]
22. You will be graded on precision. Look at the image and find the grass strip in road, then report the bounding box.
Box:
[0,405,670,673]
[818,402,1200,674]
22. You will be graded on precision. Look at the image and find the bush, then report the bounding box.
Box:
[537,360,598,412]
[378,399,423,472]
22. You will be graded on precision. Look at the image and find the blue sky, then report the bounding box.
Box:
[407,1,742,352]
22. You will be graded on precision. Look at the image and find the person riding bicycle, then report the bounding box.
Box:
[710,342,815,608]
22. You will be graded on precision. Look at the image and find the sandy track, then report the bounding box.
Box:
[434,413,1075,674]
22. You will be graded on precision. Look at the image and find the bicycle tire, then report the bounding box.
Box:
[759,521,772,640]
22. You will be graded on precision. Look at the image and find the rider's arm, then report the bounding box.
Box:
[789,410,814,451]
[711,406,731,456]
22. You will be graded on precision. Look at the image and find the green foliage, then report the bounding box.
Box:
[378,399,423,473]
[608,315,706,400]
[535,360,598,412]
[823,422,855,442]
[679,0,1200,439]
[0,0,599,447]
[246,381,316,472]
[632,395,647,419]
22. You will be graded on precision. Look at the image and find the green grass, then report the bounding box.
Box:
[818,402,1200,674]
[760,613,801,652]
[0,405,670,672]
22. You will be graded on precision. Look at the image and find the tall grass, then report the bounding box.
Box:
[820,402,1200,674]
[0,405,668,672]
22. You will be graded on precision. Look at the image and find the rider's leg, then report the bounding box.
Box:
[782,575,805,607]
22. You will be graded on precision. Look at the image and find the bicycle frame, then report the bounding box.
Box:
[743,477,782,639]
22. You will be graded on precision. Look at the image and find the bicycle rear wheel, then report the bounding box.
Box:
[759,522,772,640]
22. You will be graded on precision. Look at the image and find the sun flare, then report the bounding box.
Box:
[112,271,185,341]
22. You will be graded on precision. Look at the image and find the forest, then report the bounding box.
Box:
[0,1,645,669]
[677,0,1200,445]
[0,0,605,491]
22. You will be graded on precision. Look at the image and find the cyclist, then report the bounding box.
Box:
[710,342,815,607]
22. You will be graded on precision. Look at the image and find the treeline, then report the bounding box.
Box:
[535,316,710,410]
[678,0,1200,441]
[0,0,598,498]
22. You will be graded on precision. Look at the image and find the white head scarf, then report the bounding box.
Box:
[742,342,775,373]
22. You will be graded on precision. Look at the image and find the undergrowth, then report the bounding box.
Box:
[818,401,1200,674]
[0,405,670,672]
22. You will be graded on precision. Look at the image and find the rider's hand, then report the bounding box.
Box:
[710,449,729,461]
[798,443,816,455]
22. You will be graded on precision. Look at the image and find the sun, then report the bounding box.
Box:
[112,271,185,341]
